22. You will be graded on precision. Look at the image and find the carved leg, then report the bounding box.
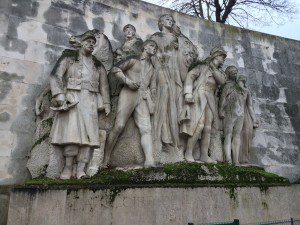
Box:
[185,117,205,162]
[76,146,90,179]
[134,100,155,167]
[199,106,216,163]
[60,145,79,179]
[232,116,244,166]
[223,117,235,164]
[142,134,155,167]
[103,95,135,166]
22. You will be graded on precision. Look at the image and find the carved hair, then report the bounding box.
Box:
[123,24,136,32]
[158,14,175,31]
[225,66,238,76]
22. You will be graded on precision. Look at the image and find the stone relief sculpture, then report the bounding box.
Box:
[180,47,227,163]
[26,14,261,180]
[50,30,111,179]
[219,67,259,165]
[114,24,143,64]
[103,40,158,168]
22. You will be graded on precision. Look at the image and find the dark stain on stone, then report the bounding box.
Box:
[146,18,157,31]
[0,81,12,102]
[0,72,24,82]
[11,0,39,18]
[92,17,105,32]
[265,104,284,126]
[52,0,86,15]
[0,0,12,14]
[42,24,70,47]
[0,112,10,122]
[7,15,25,39]
[118,0,129,7]
[0,72,24,102]
[90,2,112,15]
[131,13,138,19]
[112,17,125,45]
[69,12,88,34]
[43,5,66,28]
[0,35,28,54]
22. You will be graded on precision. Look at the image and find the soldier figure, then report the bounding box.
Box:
[50,30,111,179]
[181,47,227,163]
[115,24,143,63]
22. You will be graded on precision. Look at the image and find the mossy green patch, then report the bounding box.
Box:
[24,162,289,193]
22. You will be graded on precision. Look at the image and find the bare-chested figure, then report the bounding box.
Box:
[219,67,259,165]
[180,47,227,163]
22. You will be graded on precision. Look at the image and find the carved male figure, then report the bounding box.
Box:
[103,40,158,168]
[115,24,143,63]
[181,47,227,163]
[50,30,111,179]
[219,68,258,165]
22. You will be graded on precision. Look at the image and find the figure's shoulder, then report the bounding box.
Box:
[188,60,207,72]
[150,32,163,38]
[116,55,140,67]
[59,49,79,61]
[92,55,105,69]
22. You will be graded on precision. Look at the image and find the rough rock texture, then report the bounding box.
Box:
[7,185,300,225]
[0,0,299,185]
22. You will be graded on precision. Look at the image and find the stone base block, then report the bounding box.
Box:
[7,185,300,225]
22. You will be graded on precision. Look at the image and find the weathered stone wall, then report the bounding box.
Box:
[7,185,300,225]
[0,0,300,185]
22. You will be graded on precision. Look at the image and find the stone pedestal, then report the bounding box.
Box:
[7,185,300,225]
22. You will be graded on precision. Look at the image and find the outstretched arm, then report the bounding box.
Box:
[110,58,136,83]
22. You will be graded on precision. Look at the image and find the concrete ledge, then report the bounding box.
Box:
[7,185,300,225]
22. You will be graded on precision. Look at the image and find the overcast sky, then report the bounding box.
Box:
[143,0,300,41]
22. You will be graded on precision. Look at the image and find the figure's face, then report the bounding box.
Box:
[124,27,135,38]
[81,38,96,54]
[212,55,226,68]
[162,16,174,29]
[228,69,238,80]
[184,51,195,67]
[238,80,246,88]
[144,42,157,55]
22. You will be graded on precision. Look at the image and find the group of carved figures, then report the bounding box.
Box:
[47,14,259,179]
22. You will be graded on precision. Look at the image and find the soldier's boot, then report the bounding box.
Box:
[60,157,73,180]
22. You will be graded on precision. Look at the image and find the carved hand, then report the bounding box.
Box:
[185,93,194,104]
[104,103,111,116]
[219,111,225,119]
[55,93,66,106]
[126,79,140,90]
[253,119,259,128]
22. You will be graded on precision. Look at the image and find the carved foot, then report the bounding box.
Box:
[76,162,88,179]
[200,156,217,164]
[60,166,72,180]
[144,161,155,168]
[184,154,195,162]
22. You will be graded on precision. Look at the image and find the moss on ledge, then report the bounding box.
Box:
[23,162,289,191]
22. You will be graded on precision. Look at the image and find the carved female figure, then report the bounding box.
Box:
[50,31,111,179]
[150,14,182,149]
